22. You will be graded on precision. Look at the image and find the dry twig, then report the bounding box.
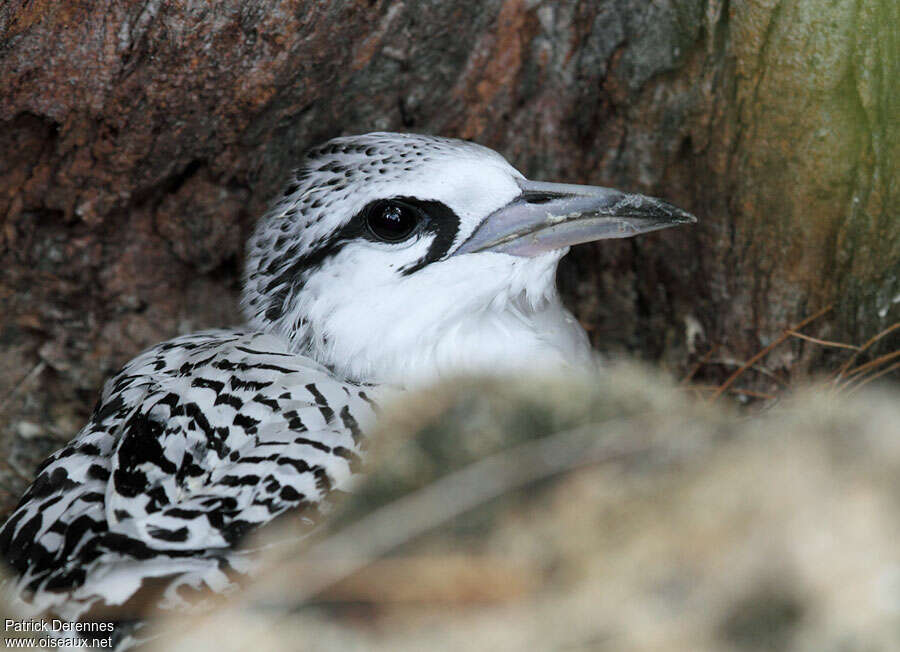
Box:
[681,345,719,385]
[709,305,833,402]
[786,330,859,351]
[833,322,900,383]
[0,361,47,417]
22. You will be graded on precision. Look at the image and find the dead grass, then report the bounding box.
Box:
[686,305,900,406]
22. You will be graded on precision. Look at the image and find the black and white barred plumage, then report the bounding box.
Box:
[0,132,694,644]
[1,331,376,620]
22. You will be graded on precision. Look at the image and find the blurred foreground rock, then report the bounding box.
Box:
[136,367,900,652]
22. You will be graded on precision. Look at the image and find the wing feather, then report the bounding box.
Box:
[0,329,378,620]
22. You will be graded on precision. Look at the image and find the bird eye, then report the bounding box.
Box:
[365,201,420,242]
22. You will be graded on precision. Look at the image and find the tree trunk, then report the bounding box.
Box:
[0,0,896,507]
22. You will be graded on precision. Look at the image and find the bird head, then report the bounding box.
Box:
[242,133,695,385]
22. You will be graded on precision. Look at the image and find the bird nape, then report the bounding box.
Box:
[0,132,695,649]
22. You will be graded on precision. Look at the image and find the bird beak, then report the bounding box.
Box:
[454,179,697,257]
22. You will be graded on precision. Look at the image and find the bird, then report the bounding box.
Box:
[0,132,695,646]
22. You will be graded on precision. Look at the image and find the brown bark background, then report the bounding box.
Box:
[0,0,897,507]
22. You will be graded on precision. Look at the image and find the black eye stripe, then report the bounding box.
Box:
[354,197,460,272]
[261,196,461,321]
[397,199,460,275]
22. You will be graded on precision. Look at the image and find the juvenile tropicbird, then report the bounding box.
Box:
[0,132,695,642]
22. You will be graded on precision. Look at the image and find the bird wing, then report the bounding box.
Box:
[0,329,378,620]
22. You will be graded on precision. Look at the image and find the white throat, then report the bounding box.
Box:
[269,250,593,387]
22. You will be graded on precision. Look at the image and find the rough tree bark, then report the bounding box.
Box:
[0,0,897,508]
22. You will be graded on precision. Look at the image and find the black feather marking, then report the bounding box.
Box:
[58,514,104,562]
[229,377,274,392]
[234,346,294,356]
[88,464,110,481]
[279,486,302,501]
[214,393,244,410]
[313,467,332,493]
[333,446,363,472]
[252,394,280,411]
[305,383,334,424]
[233,413,261,434]
[252,363,299,374]
[163,507,205,519]
[221,520,254,546]
[5,513,40,570]
[339,405,361,443]
[276,457,314,474]
[23,467,75,501]
[219,474,260,487]
[93,393,125,424]
[116,414,176,476]
[148,526,189,542]
[192,377,225,394]
[44,567,86,592]
[292,436,331,453]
